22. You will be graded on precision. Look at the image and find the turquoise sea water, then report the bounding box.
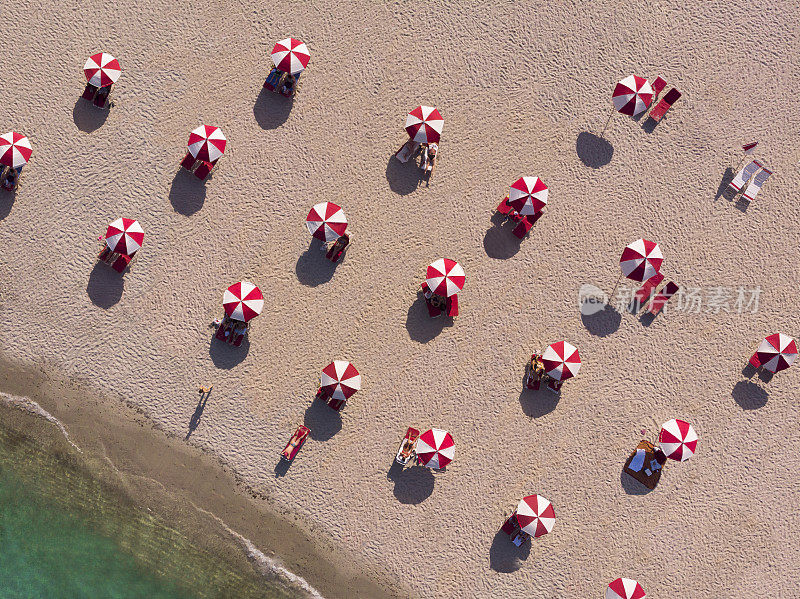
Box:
[0,423,294,599]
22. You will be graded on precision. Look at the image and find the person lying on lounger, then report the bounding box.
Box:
[424,142,438,173]
[280,74,296,95]
[1,167,19,191]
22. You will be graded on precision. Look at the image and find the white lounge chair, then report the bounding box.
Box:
[741,167,772,202]
[727,160,761,193]
[395,140,420,163]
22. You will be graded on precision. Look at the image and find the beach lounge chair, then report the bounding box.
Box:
[496,196,512,216]
[232,330,245,347]
[511,530,528,547]
[111,252,133,273]
[264,68,283,91]
[426,300,442,318]
[512,217,533,239]
[741,167,772,202]
[215,319,229,341]
[748,352,762,369]
[728,160,761,194]
[326,234,350,263]
[97,246,112,263]
[500,513,519,535]
[648,281,679,316]
[82,83,98,100]
[420,281,433,299]
[623,440,663,490]
[446,294,459,317]
[93,86,110,108]
[396,427,420,465]
[396,139,420,163]
[648,88,681,123]
[180,153,197,171]
[193,161,214,180]
[281,425,310,461]
[328,398,346,411]
[547,378,562,393]
[280,72,300,97]
[650,76,667,102]
[632,273,665,308]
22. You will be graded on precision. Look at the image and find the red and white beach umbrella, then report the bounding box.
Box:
[659,419,698,462]
[619,239,663,282]
[606,577,646,599]
[415,428,454,469]
[507,176,549,216]
[320,360,361,401]
[612,75,654,116]
[755,333,798,373]
[105,218,144,256]
[541,341,581,381]
[83,52,121,88]
[271,38,310,74]
[405,106,443,144]
[516,495,555,538]
[187,125,227,162]
[426,258,465,297]
[305,202,348,242]
[0,132,32,168]
[223,281,264,322]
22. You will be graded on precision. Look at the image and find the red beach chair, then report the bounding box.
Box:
[215,320,229,341]
[748,353,761,369]
[328,398,346,411]
[93,86,110,108]
[420,281,432,299]
[648,88,681,123]
[547,378,562,393]
[395,427,420,465]
[82,83,98,100]
[111,252,133,273]
[426,301,442,318]
[633,273,665,306]
[281,425,310,461]
[264,68,283,91]
[648,281,679,316]
[232,332,245,347]
[193,161,214,180]
[97,246,112,263]
[446,294,459,317]
[496,196,512,216]
[512,217,533,239]
[650,76,667,102]
[500,513,518,535]
[180,153,197,171]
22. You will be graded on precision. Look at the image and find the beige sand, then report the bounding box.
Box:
[2,1,800,597]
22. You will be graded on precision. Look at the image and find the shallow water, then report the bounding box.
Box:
[0,423,295,599]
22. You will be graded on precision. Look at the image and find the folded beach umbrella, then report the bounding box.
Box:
[606,577,646,599]
[515,495,555,538]
[405,106,443,144]
[320,360,361,401]
[271,38,310,74]
[619,239,663,282]
[305,202,348,242]
[507,176,549,216]
[0,132,32,168]
[415,428,454,469]
[659,419,698,462]
[426,258,465,297]
[612,75,654,116]
[223,281,264,322]
[105,218,144,256]
[755,333,798,373]
[84,52,121,88]
[187,125,227,163]
[541,341,581,381]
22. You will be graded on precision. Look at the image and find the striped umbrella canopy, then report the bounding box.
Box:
[271,38,310,74]
[659,419,698,462]
[105,218,144,256]
[541,341,581,381]
[305,202,348,242]
[612,75,654,116]
[515,495,555,538]
[320,360,361,401]
[187,125,227,162]
[507,176,549,215]
[223,281,264,322]
[755,333,798,373]
[606,578,646,599]
[0,131,32,168]
[83,52,121,87]
[619,239,663,282]
[405,106,443,144]
[415,428,454,469]
[426,258,465,297]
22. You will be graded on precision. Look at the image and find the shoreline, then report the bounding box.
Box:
[0,353,401,599]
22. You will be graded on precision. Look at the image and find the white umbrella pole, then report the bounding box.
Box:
[600,107,615,138]
[609,273,623,300]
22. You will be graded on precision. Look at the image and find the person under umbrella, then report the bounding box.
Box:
[397,106,443,169]
[749,333,797,374]
[317,360,361,410]
[97,218,143,273]
[423,258,465,318]
[264,38,310,96]
[82,52,121,106]
[182,125,227,178]
[0,131,32,191]
[217,281,264,346]
[540,341,581,392]
[305,202,348,251]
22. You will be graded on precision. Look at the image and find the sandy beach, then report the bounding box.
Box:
[2,1,800,597]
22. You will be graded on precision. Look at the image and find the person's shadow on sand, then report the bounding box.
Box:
[581,305,621,337]
[387,462,435,504]
[576,132,613,168]
[518,388,559,418]
[169,169,208,215]
[731,380,769,410]
[87,262,124,308]
[620,468,655,495]
[209,337,249,369]
[716,167,735,201]
[72,97,109,133]
[303,399,342,441]
[483,213,523,259]
[274,459,291,477]
[295,245,335,287]
[185,393,209,440]
[489,530,531,572]
[405,297,449,343]
[385,155,421,195]
[253,87,292,130]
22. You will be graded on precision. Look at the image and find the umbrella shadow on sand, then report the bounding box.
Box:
[303,399,342,441]
[483,214,523,260]
[385,155,421,195]
[209,337,249,369]
[72,97,109,133]
[295,245,336,287]
[581,305,621,337]
[169,169,207,216]
[0,189,16,220]
[732,380,769,410]
[405,297,449,343]
[576,132,613,168]
[489,530,531,573]
[620,468,655,495]
[253,87,293,130]
[518,388,560,418]
[387,462,435,504]
[86,262,124,308]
